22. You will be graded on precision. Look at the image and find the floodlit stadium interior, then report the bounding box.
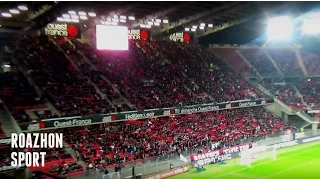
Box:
[0,1,319,179]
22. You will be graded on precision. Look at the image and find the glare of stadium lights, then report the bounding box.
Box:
[208,24,213,27]
[140,24,146,28]
[113,15,118,18]
[64,18,72,22]
[112,18,119,22]
[9,9,20,14]
[68,11,76,15]
[128,16,135,20]
[72,19,79,23]
[62,14,70,18]
[57,17,64,21]
[88,12,96,17]
[163,19,169,23]
[78,11,86,16]
[107,17,112,22]
[105,21,112,25]
[1,13,12,17]
[154,22,160,26]
[199,26,205,30]
[185,28,190,31]
[267,16,293,40]
[120,19,126,23]
[120,15,126,20]
[200,23,205,27]
[155,19,161,23]
[191,28,196,32]
[111,22,118,26]
[18,5,28,11]
[192,25,197,29]
[80,15,87,20]
[148,22,153,25]
[71,15,79,19]
[146,24,152,28]
[302,14,320,34]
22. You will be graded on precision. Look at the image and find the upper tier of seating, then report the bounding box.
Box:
[213,47,320,78]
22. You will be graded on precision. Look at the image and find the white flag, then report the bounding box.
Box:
[179,154,188,163]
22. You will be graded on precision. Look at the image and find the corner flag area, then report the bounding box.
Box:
[169,141,320,179]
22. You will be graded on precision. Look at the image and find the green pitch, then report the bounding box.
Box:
[169,141,320,179]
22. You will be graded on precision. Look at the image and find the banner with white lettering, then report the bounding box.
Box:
[169,32,191,43]
[19,99,274,131]
[42,23,81,38]
[128,29,149,40]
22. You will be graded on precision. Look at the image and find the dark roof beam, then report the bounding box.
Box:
[155,2,241,35]
[132,5,182,28]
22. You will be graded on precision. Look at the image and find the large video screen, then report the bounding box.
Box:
[96,25,128,50]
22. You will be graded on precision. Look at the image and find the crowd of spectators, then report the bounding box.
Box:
[300,50,320,76]
[263,83,305,110]
[0,72,45,123]
[14,35,116,117]
[267,49,303,76]
[241,49,279,77]
[296,80,320,109]
[59,106,291,170]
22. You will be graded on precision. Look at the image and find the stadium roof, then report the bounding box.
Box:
[0,1,320,44]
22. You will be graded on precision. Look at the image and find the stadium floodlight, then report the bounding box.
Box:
[18,5,28,11]
[128,16,135,20]
[111,22,118,26]
[112,18,119,22]
[80,15,87,20]
[1,13,12,17]
[78,11,86,16]
[68,11,76,15]
[146,24,152,28]
[148,22,153,25]
[64,18,72,22]
[302,14,320,34]
[57,17,64,21]
[192,25,197,29]
[120,19,126,23]
[72,19,79,23]
[199,26,205,30]
[113,15,118,18]
[140,24,146,28]
[208,24,213,27]
[62,14,70,18]
[191,28,196,32]
[267,16,293,40]
[155,19,161,23]
[185,28,190,31]
[163,19,169,23]
[71,15,79,19]
[88,12,96,17]
[154,22,160,26]
[200,23,205,27]
[9,9,20,14]
[120,15,126,20]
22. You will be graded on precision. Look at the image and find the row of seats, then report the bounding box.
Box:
[214,48,320,77]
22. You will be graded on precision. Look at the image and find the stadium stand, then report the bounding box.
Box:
[60,106,291,169]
